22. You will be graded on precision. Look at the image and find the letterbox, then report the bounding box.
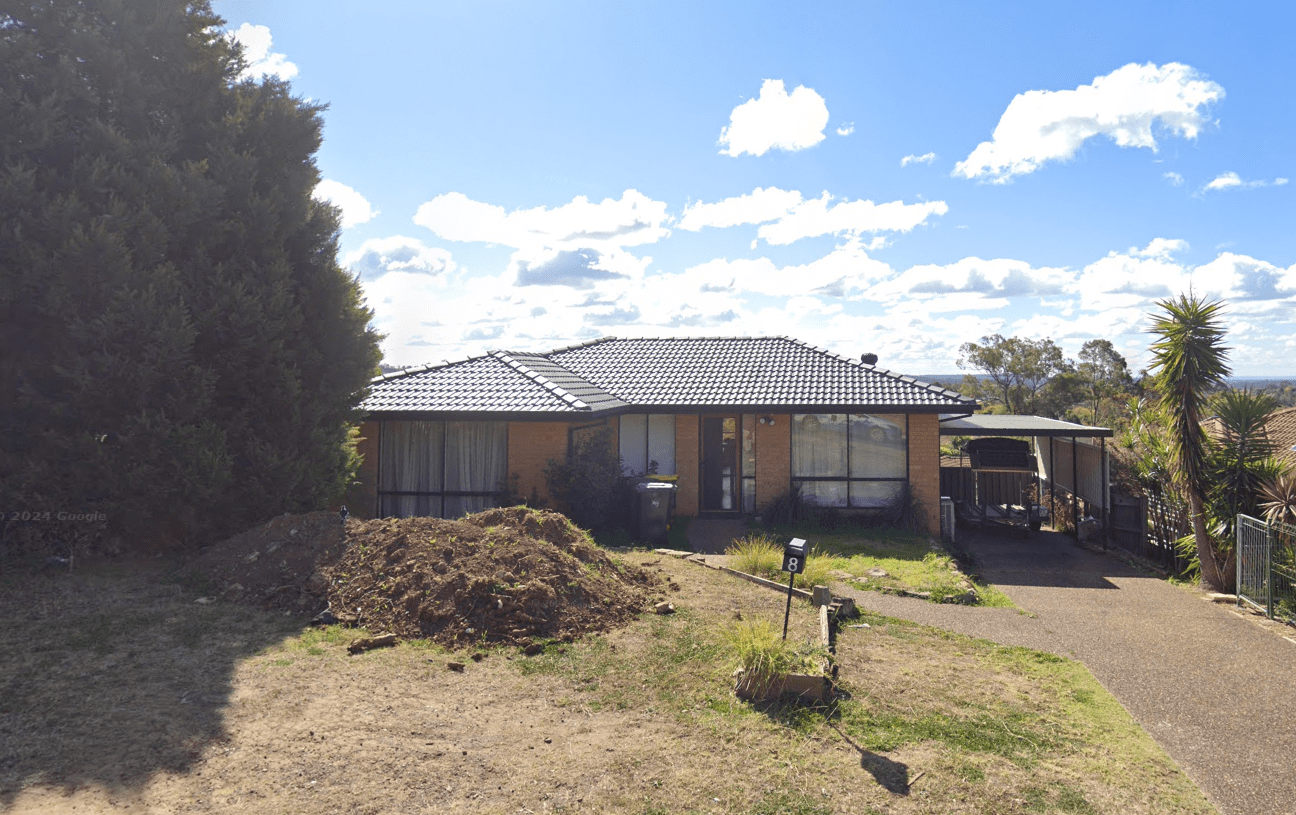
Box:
[782,538,808,574]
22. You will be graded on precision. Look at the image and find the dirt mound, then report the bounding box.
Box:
[325,509,657,647]
[188,510,346,610]
[190,507,657,647]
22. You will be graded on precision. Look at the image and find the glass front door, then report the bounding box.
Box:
[701,416,739,512]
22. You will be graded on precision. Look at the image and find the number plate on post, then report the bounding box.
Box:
[782,538,807,574]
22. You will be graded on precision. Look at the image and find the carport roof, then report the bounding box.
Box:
[938,414,1113,438]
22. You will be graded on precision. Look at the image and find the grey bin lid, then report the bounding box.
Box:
[634,481,676,492]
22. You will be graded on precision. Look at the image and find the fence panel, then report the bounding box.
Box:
[1237,514,1296,623]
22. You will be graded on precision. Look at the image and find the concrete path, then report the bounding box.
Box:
[832,529,1296,815]
[686,517,748,555]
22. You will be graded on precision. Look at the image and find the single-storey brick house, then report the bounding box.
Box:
[350,336,978,534]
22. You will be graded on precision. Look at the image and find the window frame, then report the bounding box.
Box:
[790,413,909,509]
[375,419,509,518]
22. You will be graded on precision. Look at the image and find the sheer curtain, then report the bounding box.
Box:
[792,414,848,507]
[444,421,508,517]
[379,421,442,517]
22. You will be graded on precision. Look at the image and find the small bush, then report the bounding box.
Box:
[726,533,782,576]
[724,619,827,688]
[794,553,836,590]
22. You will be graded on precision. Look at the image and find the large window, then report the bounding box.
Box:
[377,420,508,518]
[792,413,907,508]
[619,414,676,475]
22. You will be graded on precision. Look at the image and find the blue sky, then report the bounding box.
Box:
[214,0,1295,376]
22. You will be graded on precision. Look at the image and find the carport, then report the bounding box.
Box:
[939,414,1114,541]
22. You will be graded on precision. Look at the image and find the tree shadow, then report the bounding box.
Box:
[0,561,306,806]
[828,722,912,795]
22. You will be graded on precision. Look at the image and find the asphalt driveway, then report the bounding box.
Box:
[835,528,1296,815]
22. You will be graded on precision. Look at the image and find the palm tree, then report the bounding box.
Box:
[1147,294,1231,591]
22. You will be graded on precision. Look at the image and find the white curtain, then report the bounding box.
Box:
[619,414,676,475]
[647,414,676,475]
[379,421,442,518]
[792,414,847,478]
[849,414,906,478]
[445,421,508,514]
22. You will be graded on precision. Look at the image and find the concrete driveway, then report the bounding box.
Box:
[836,528,1296,815]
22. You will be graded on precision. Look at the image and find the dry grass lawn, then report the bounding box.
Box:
[0,551,1216,814]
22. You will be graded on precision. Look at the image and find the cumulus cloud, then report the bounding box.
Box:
[836,123,855,136]
[1202,172,1290,192]
[677,187,805,231]
[227,23,298,81]
[314,180,378,228]
[344,236,455,279]
[1164,171,1185,186]
[954,62,1224,183]
[414,190,670,252]
[756,193,948,245]
[876,257,1072,305]
[901,152,937,167]
[718,79,830,157]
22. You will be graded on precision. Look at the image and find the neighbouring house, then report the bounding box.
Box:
[1204,404,1296,475]
[348,336,978,534]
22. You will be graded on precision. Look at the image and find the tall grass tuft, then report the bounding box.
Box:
[726,533,782,576]
[723,619,827,689]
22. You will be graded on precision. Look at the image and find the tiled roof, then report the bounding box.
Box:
[363,336,978,415]
[1264,406,1296,473]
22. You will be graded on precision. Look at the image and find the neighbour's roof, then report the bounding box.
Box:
[1269,406,1296,472]
[364,336,977,416]
[938,413,1113,438]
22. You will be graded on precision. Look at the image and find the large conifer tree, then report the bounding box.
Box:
[0,0,381,547]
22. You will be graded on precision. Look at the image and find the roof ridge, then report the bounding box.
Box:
[491,351,591,411]
[369,352,492,383]
[542,336,618,356]
[788,337,975,403]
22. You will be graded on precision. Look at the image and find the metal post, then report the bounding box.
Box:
[1267,524,1275,620]
[1048,437,1056,526]
[783,571,796,640]
[1071,436,1080,538]
[1101,437,1108,551]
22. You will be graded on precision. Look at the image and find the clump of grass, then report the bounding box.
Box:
[726,533,782,576]
[724,619,828,688]
[793,552,838,590]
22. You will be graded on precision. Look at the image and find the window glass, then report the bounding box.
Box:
[619,414,647,474]
[444,421,508,493]
[647,414,676,475]
[380,421,442,492]
[849,481,906,509]
[742,414,756,474]
[791,414,847,478]
[797,480,848,507]
[849,414,906,478]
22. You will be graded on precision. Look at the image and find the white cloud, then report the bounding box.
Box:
[343,236,454,278]
[836,123,855,136]
[954,62,1223,183]
[756,193,948,245]
[901,152,937,167]
[1202,171,1290,192]
[678,187,947,245]
[718,79,830,157]
[1164,171,1185,186]
[227,23,298,81]
[677,187,803,231]
[414,190,670,253]
[875,257,1072,305]
[314,180,378,228]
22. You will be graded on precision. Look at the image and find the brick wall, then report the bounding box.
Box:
[345,421,381,519]
[907,413,941,535]
[755,413,791,510]
[507,421,572,507]
[674,414,699,516]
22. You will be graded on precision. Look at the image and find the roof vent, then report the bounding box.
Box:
[861,353,878,365]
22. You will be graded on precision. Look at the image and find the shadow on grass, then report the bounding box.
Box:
[0,561,304,805]
[828,722,912,795]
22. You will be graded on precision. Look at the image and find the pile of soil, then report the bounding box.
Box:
[190,507,658,647]
[187,510,346,610]
[325,507,657,647]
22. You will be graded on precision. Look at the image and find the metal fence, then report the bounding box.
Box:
[1237,514,1296,623]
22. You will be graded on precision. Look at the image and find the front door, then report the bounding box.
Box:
[701,416,739,512]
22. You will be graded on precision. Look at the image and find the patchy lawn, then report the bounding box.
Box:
[0,551,1212,814]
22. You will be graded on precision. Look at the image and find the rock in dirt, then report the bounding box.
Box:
[347,633,398,654]
[654,601,675,615]
[447,661,466,672]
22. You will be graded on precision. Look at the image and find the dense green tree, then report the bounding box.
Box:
[1076,339,1136,427]
[1205,389,1283,542]
[957,334,1070,415]
[1147,295,1231,591]
[0,0,381,549]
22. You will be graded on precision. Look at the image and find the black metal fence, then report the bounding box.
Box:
[1237,514,1296,624]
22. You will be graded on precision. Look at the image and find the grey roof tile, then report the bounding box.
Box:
[362,336,977,415]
